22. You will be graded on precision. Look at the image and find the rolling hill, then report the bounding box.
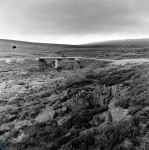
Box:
[85,38,149,48]
[1,38,149,58]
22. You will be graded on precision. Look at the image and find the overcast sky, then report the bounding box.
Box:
[0,0,149,44]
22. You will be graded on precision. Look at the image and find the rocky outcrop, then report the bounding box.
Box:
[110,107,129,123]
[92,83,128,107]
[111,84,127,97]
[92,85,113,107]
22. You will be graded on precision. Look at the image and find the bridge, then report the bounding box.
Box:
[38,57,82,69]
[38,56,114,69]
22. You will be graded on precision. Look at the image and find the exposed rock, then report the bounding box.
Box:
[120,138,133,149]
[90,113,106,126]
[14,120,33,130]
[92,83,128,108]
[92,85,113,106]
[92,86,101,106]
[61,106,69,115]
[111,107,129,123]
[111,84,128,97]
[49,110,56,119]
[57,116,71,126]
[106,111,113,123]
[35,108,56,122]
[97,120,111,131]
[57,118,66,126]
[123,115,132,121]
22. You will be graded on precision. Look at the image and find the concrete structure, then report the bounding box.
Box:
[38,56,115,69]
[38,58,48,70]
[55,59,61,68]
[39,57,82,69]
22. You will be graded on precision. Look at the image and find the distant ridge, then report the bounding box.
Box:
[84,38,149,48]
[0,39,77,47]
[1,38,149,49]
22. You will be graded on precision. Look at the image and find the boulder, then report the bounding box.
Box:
[111,107,129,123]
[57,118,68,126]
[35,109,56,122]
[61,106,69,114]
[120,138,133,149]
[49,110,56,119]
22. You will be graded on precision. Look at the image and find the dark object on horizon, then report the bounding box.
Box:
[12,46,16,49]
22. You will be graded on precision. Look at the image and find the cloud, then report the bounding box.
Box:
[1,0,149,44]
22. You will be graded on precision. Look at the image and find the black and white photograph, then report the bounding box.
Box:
[1,0,149,149]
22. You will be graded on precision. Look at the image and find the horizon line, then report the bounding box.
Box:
[0,37,149,46]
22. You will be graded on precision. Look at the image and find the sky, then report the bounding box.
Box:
[0,0,149,44]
